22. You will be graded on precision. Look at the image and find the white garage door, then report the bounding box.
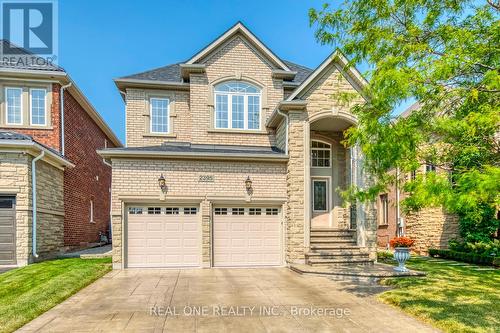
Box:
[127,206,200,268]
[213,207,282,267]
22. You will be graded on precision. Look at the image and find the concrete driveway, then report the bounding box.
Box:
[19,268,439,333]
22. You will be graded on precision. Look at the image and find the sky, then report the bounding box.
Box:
[57,0,362,144]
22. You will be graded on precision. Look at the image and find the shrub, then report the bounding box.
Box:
[389,237,415,248]
[377,250,393,260]
[429,248,498,266]
[447,239,500,256]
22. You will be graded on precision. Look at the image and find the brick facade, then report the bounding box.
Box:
[110,158,287,268]
[0,75,119,257]
[63,91,115,246]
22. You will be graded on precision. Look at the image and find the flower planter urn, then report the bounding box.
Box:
[393,247,411,272]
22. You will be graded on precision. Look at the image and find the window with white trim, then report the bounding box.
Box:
[165,207,180,215]
[30,88,46,125]
[231,208,245,215]
[311,140,331,168]
[150,98,169,133]
[313,179,328,212]
[147,207,162,214]
[5,87,22,125]
[214,208,228,215]
[379,194,389,225]
[214,81,261,130]
[249,208,262,215]
[265,208,279,215]
[183,207,197,215]
[128,207,143,214]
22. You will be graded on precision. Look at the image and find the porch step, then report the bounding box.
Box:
[310,238,357,244]
[310,232,356,238]
[306,250,369,257]
[307,258,374,266]
[310,245,361,250]
[310,229,356,235]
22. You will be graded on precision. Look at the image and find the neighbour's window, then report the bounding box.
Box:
[265,208,279,216]
[30,88,46,125]
[150,98,169,133]
[425,163,436,173]
[379,194,389,225]
[5,87,22,125]
[214,81,261,130]
[313,180,328,212]
[90,200,94,223]
[231,208,245,215]
[311,140,331,168]
[410,170,417,180]
[249,208,262,215]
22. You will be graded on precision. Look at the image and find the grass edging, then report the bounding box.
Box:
[0,257,112,333]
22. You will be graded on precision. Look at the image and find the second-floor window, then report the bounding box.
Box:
[6,87,22,125]
[214,81,261,130]
[150,98,169,133]
[30,88,47,125]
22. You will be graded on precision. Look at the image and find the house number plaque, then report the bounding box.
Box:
[199,175,215,183]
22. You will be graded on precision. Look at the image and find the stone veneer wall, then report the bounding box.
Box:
[405,208,460,255]
[0,152,64,265]
[110,157,287,268]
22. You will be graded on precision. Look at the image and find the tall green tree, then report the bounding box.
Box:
[310,0,500,241]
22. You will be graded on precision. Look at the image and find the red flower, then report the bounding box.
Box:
[389,237,415,248]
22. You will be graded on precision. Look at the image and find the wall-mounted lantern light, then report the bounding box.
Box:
[158,173,167,192]
[245,176,253,191]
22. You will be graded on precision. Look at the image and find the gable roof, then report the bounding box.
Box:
[186,22,291,71]
[0,40,122,147]
[286,49,368,101]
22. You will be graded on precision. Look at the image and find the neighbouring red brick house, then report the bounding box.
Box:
[0,40,121,265]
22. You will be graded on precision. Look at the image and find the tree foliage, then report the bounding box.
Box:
[310,0,500,241]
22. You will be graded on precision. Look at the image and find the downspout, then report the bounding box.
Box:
[396,167,403,236]
[31,150,45,259]
[60,82,72,155]
[276,109,289,154]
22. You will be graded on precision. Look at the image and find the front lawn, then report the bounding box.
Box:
[0,257,111,333]
[378,256,500,333]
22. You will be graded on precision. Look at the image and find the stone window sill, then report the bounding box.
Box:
[0,125,53,130]
[143,133,177,138]
[207,129,268,135]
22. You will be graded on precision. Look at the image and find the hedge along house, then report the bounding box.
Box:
[99,22,377,269]
[0,41,122,266]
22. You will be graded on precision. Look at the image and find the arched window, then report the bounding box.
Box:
[311,140,331,167]
[214,81,261,130]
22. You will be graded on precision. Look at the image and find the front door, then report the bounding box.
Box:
[311,178,331,228]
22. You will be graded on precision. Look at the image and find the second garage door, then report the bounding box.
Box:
[213,207,282,267]
[127,206,200,268]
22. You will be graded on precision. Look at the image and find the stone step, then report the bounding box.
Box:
[306,250,369,257]
[310,245,361,250]
[307,258,374,266]
[310,238,357,244]
[310,228,356,232]
[309,232,356,238]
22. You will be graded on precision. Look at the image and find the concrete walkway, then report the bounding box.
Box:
[18,268,439,332]
[58,245,112,259]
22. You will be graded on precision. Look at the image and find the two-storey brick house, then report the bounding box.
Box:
[0,40,121,266]
[99,22,377,269]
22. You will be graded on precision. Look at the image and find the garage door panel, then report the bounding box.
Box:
[127,206,200,268]
[213,207,281,267]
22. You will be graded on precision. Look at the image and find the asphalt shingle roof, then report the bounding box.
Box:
[120,60,313,85]
[0,39,65,72]
[0,130,66,159]
[106,142,285,156]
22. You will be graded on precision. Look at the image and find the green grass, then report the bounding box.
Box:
[378,257,500,333]
[0,257,111,333]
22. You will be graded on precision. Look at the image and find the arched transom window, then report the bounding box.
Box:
[311,140,331,167]
[214,81,261,130]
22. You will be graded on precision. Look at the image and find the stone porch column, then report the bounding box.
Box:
[285,110,308,264]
